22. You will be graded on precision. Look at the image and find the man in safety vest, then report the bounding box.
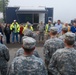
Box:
[24,21,33,31]
[45,20,53,40]
[10,20,20,43]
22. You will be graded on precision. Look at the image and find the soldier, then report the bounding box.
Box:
[15,36,40,58]
[23,23,35,38]
[0,43,10,75]
[24,21,33,31]
[48,32,76,75]
[45,20,53,40]
[59,27,68,40]
[43,27,64,67]
[37,21,45,42]
[8,37,48,75]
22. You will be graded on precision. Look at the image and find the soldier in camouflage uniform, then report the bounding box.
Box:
[23,23,36,38]
[59,27,68,40]
[0,43,10,75]
[8,37,48,75]
[43,27,64,67]
[15,36,40,57]
[48,32,76,75]
[37,21,45,42]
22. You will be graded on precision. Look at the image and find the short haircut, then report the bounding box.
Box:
[50,31,57,35]
[62,28,68,33]
[23,47,35,53]
[64,39,75,45]
[58,20,61,22]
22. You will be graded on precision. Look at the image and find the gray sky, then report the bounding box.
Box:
[8,0,76,23]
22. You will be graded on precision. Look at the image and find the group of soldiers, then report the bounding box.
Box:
[0,19,76,75]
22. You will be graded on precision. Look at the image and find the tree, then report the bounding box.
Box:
[0,0,9,12]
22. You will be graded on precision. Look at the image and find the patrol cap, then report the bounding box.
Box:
[64,32,75,41]
[23,37,36,49]
[50,27,57,32]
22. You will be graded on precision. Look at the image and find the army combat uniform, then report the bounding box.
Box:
[43,27,64,67]
[48,32,76,75]
[48,47,76,75]
[0,44,10,75]
[8,55,48,75]
[8,36,48,75]
[43,37,64,67]
[37,22,45,42]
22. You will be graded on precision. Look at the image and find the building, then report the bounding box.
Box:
[5,6,53,24]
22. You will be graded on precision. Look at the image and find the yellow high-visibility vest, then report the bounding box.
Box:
[10,22,20,32]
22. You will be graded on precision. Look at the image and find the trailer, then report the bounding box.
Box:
[5,6,53,24]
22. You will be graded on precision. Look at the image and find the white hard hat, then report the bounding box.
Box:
[48,20,51,22]
[13,20,16,22]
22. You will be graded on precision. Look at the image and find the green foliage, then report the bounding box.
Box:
[0,0,9,12]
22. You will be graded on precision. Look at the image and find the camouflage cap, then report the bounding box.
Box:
[50,27,57,32]
[24,29,33,37]
[64,32,75,41]
[23,37,36,49]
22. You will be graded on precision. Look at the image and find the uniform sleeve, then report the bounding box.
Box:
[38,59,48,75]
[42,64,48,75]
[8,60,16,75]
[48,53,61,75]
[3,45,10,61]
[43,42,50,66]
[61,41,65,48]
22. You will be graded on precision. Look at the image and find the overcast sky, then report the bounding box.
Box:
[8,0,76,23]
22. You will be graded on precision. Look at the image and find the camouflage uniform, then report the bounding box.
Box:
[59,34,65,40]
[48,47,76,75]
[0,44,10,75]
[43,27,64,67]
[8,37,48,75]
[8,55,47,75]
[15,36,40,57]
[48,32,76,75]
[15,48,40,58]
[59,27,68,40]
[37,22,45,41]
[44,37,64,66]
[73,42,76,49]
[23,28,33,37]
